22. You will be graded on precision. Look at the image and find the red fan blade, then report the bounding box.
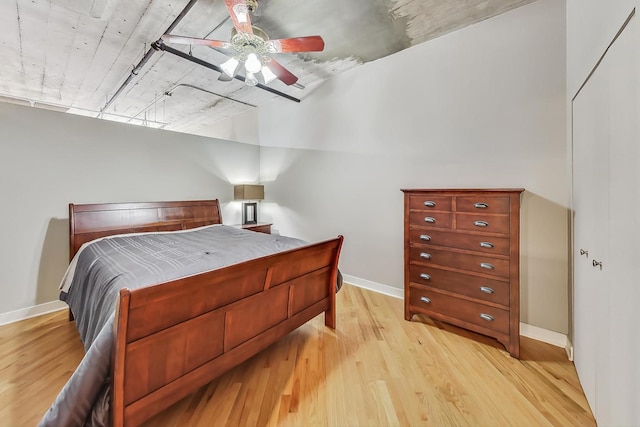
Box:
[267,36,325,53]
[225,0,253,34]
[161,34,231,49]
[265,58,298,86]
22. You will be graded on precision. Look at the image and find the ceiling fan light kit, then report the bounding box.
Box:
[161,0,325,88]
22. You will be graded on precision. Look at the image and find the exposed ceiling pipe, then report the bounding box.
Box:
[153,40,301,103]
[165,84,257,108]
[99,0,200,116]
[127,83,257,124]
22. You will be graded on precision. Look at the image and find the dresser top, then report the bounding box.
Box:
[401,188,525,193]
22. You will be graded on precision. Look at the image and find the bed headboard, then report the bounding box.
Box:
[69,199,223,260]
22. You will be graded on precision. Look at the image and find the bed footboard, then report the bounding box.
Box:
[111,236,343,427]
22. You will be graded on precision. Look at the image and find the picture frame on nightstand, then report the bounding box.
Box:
[242,202,257,225]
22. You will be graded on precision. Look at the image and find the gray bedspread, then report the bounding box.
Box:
[39,225,315,427]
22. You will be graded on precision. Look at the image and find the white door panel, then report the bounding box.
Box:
[572,14,637,426]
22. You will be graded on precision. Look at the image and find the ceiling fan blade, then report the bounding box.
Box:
[225,0,253,34]
[267,36,325,53]
[266,58,298,86]
[162,34,231,49]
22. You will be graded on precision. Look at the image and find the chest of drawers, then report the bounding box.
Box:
[402,188,524,358]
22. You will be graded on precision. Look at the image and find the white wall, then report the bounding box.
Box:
[0,102,259,316]
[566,0,636,96]
[188,108,260,145]
[258,0,568,333]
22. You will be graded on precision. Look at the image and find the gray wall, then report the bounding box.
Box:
[257,0,569,333]
[0,102,259,315]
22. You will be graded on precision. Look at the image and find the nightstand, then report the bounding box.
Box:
[230,223,272,234]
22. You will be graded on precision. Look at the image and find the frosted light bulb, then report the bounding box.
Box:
[244,53,262,74]
[261,66,277,84]
[220,57,240,78]
[245,72,258,86]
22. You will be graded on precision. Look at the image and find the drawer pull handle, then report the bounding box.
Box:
[420,234,431,241]
[480,286,495,294]
[424,201,436,207]
[420,253,432,260]
[474,221,489,227]
[579,249,588,257]
[420,296,432,304]
[480,262,494,270]
[424,217,436,223]
[480,313,494,322]
[420,273,431,280]
[480,242,494,248]
[474,203,489,209]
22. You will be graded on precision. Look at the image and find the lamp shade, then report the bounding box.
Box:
[234,184,264,200]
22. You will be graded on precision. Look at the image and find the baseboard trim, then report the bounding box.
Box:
[565,337,574,361]
[0,300,67,327]
[344,274,569,352]
[519,322,568,349]
[343,275,403,299]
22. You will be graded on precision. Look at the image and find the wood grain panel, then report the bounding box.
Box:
[268,245,337,287]
[408,195,452,211]
[224,285,290,351]
[409,246,510,278]
[409,227,510,256]
[409,285,510,335]
[290,267,332,315]
[127,268,267,342]
[455,213,510,234]
[124,310,225,405]
[69,200,222,260]
[408,211,453,229]
[409,265,509,306]
[455,195,510,214]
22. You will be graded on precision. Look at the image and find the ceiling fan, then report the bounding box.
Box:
[161,0,325,87]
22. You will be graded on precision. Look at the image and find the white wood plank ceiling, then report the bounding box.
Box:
[0,0,536,138]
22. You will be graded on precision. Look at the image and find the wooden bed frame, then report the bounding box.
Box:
[67,200,343,427]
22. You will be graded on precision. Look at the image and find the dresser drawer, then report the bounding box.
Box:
[409,287,509,334]
[408,211,453,229]
[455,213,510,235]
[409,265,509,306]
[409,195,452,211]
[409,228,510,256]
[409,246,510,278]
[455,196,510,214]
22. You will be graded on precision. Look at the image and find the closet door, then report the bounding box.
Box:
[572,56,609,419]
[572,14,638,426]
[605,16,638,426]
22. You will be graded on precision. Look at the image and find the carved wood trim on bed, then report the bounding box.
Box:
[67,199,343,427]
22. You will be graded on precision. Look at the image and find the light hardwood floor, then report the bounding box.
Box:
[0,284,595,426]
